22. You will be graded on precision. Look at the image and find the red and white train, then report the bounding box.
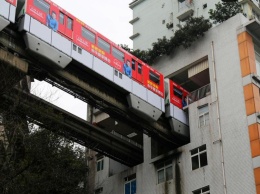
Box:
[0,0,189,137]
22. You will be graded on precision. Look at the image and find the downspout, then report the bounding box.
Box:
[211,41,227,194]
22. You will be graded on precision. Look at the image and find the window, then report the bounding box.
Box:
[82,27,96,44]
[193,186,210,194]
[124,175,136,194]
[95,187,103,194]
[73,44,77,51]
[67,17,73,30]
[173,87,183,99]
[256,52,260,76]
[198,105,209,127]
[59,12,64,24]
[97,158,104,172]
[156,159,173,184]
[33,0,50,14]
[98,37,110,53]
[132,60,136,70]
[138,63,142,74]
[191,145,208,170]
[112,47,124,62]
[149,71,160,85]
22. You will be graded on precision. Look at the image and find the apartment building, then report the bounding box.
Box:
[86,1,260,194]
[129,0,260,50]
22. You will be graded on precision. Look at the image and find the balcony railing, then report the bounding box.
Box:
[187,84,211,105]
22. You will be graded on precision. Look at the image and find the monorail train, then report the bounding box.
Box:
[0,0,189,137]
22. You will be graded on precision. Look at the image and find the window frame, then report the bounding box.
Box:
[198,104,209,127]
[97,37,111,53]
[190,145,208,171]
[156,159,173,184]
[81,27,96,44]
[96,158,104,172]
[149,71,160,85]
[193,185,210,194]
[112,47,124,62]
[33,0,50,14]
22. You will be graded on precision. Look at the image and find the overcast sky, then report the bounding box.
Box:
[32,0,133,119]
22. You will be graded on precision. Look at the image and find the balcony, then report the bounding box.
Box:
[187,84,211,105]
[177,0,194,21]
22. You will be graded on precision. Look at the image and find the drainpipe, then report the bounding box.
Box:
[211,41,227,194]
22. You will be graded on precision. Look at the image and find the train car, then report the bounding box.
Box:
[17,0,165,121]
[0,0,17,31]
[165,79,189,138]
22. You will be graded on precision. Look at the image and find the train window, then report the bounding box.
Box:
[73,44,77,51]
[78,47,82,54]
[33,0,50,14]
[138,63,142,74]
[67,17,73,30]
[112,47,124,62]
[132,60,136,70]
[173,87,183,99]
[98,37,110,53]
[82,27,95,44]
[59,12,64,24]
[149,71,160,85]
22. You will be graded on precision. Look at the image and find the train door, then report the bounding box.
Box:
[58,11,73,39]
[131,59,143,84]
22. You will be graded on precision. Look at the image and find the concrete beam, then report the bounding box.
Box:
[0,49,28,95]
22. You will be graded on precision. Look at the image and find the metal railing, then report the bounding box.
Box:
[187,84,211,105]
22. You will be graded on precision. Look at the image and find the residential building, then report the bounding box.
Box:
[87,13,260,194]
[129,0,260,50]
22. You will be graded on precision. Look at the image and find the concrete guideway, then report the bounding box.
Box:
[0,87,143,166]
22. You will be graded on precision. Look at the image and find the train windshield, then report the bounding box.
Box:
[33,0,50,14]
[173,87,183,99]
[149,71,160,85]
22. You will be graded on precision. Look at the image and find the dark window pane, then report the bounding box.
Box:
[191,148,198,155]
[193,189,201,194]
[199,144,206,152]
[192,155,199,170]
[125,182,130,194]
[166,166,173,181]
[34,0,50,14]
[200,152,208,167]
[158,169,164,183]
[132,60,136,70]
[82,27,95,44]
[202,186,210,192]
[149,71,160,84]
[98,38,110,53]
[138,63,142,74]
[131,180,136,194]
[173,87,183,99]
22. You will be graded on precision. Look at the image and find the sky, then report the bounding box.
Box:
[31,0,133,120]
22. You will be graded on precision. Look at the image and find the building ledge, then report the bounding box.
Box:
[177,8,194,21]
[129,33,140,40]
[129,0,145,9]
[129,17,140,24]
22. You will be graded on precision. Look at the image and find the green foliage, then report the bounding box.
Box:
[122,16,212,64]
[208,1,243,24]
[0,128,88,194]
